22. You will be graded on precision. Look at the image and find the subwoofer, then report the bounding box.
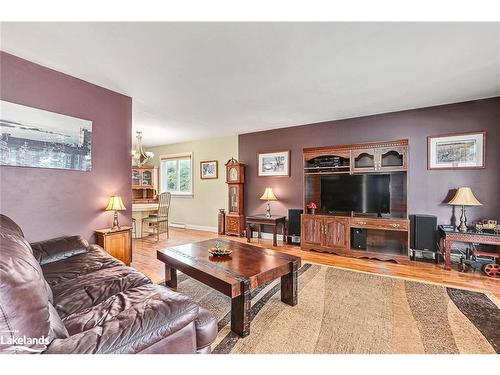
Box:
[287,209,303,244]
[410,214,437,251]
[351,228,367,250]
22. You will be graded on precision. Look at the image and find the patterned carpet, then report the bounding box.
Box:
[164,264,500,354]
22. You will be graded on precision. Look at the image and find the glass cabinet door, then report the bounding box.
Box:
[352,147,407,172]
[142,170,152,186]
[379,147,406,171]
[132,170,141,186]
[351,149,376,172]
[229,186,238,213]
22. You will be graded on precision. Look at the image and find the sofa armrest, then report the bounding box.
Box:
[30,235,89,265]
[195,308,218,353]
[44,287,201,354]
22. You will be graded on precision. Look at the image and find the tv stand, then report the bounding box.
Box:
[301,139,409,263]
[301,214,410,263]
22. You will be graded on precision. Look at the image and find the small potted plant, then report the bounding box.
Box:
[306,201,318,215]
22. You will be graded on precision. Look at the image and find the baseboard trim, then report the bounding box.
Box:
[169,223,284,238]
[188,224,218,233]
[169,222,186,229]
[170,222,218,233]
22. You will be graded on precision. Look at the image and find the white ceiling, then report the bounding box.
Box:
[1,22,500,146]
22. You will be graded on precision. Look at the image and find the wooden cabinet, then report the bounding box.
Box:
[132,166,158,203]
[301,215,323,245]
[301,214,409,263]
[350,217,409,231]
[378,146,407,172]
[351,146,407,173]
[323,217,349,249]
[226,214,245,236]
[301,215,349,250]
[132,166,157,188]
[351,148,377,172]
[305,140,408,176]
[302,139,409,264]
[95,227,132,266]
[351,145,407,173]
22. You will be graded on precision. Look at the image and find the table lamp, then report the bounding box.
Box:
[106,195,126,230]
[447,187,482,232]
[260,187,278,218]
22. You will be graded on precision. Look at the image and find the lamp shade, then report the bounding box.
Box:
[105,195,126,211]
[260,187,277,201]
[447,187,482,206]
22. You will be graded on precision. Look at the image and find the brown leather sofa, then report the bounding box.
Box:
[0,215,217,354]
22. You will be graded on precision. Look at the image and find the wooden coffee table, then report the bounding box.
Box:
[157,239,301,337]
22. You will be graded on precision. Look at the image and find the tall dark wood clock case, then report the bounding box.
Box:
[225,158,245,236]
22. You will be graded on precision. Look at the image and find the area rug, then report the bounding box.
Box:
[162,264,499,354]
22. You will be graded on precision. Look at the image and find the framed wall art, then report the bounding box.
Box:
[257,150,290,177]
[0,100,92,171]
[200,160,218,179]
[428,131,485,170]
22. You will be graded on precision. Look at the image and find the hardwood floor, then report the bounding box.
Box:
[132,227,500,299]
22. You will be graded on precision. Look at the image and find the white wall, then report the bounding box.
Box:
[147,136,238,231]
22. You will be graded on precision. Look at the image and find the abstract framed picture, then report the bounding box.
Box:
[428,131,485,170]
[257,150,290,177]
[200,160,218,179]
[0,100,92,171]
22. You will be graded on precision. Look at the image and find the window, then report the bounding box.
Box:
[160,153,193,196]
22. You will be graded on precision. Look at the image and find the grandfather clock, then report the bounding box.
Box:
[225,158,245,236]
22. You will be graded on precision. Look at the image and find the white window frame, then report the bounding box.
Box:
[160,152,193,197]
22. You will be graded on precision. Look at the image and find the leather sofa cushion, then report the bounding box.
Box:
[0,230,51,354]
[45,284,200,354]
[62,284,196,335]
[31,235,90,265]
[50,265,151,319]
[41,245,124,288]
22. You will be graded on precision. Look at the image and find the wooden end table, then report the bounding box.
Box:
[438,225,500,271]
[157,239,300,337]
[246,215,287,246]
[95,226,132,265]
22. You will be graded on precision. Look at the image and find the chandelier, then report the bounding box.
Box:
[132,131,154,167]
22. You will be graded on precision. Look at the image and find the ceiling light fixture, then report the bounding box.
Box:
[132,131,154,166]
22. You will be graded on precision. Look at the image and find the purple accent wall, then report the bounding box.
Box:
[239,97,500,226]
[0,52,132,242]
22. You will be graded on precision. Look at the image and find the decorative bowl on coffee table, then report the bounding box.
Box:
[208,240,232,256]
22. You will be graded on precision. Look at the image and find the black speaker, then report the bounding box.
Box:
[351,228,367,250]
[287,209,303,244]
[410,214,437,251]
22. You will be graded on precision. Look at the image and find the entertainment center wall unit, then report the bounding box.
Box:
[301,139,410,263]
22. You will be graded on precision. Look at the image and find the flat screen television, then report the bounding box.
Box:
[321,174,390,215]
